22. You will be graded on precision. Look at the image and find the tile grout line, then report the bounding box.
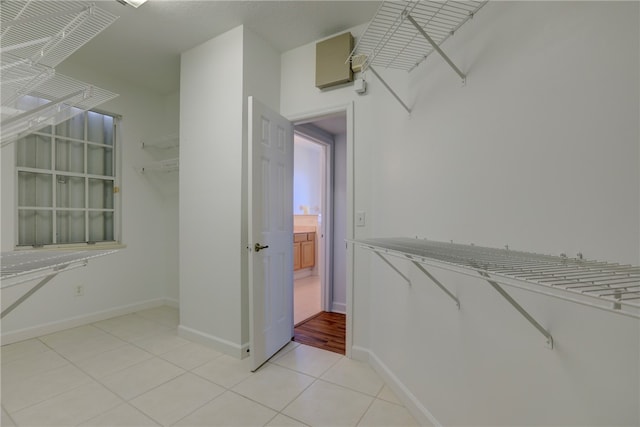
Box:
[354,392,378,427]
[77,310,223,426]
[34,330,138,425]
[375,385,408,408]
[277,374,322,423]
[4,308,407,427]
[4,339,101,417]
[64,311,187,425]
[318,376,385,399]
[2,309,175,424]
[6,313,178,424]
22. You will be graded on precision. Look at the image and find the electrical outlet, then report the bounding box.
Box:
[75,285,84,297]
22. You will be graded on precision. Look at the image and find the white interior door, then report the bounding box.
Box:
[248,96,294,371]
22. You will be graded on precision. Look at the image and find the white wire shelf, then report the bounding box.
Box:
[1,249,118,318]
[352,237,640,349]
[0,1,119,146]
[350,0,487,73]
[1,1,118,68]
[347,1,487,113]
[1,249,117,285]
[1,52,55,106]
[137,157,179,174]
[141,133,180,150]
[1,72,118,145]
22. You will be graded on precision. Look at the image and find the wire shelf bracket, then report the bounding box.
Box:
[350,237,640,350]
[373,248,461,308]
[403,13,467,83]
[411,259,461,309]
[368,66,412,114]
[348,1,487,113]
[478,269,553,349]
[1,249,118,318]
[375,251,411,284]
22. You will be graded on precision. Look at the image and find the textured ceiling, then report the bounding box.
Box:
[63,0,380,95]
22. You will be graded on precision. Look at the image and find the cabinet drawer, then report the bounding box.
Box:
[306,232,315,241]
[294,233,307,242]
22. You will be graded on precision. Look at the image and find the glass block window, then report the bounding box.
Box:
[16,109,119,246]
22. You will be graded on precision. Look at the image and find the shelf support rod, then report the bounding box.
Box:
[478,271,554,349]
[368,66,412,114]
[1,260,90,318]
[1,272,59,319]
[374,252,411,285]
[411,261,460,309]
[405,14,467,83]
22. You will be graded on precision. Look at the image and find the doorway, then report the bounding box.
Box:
[292,112,347,353]
[292,132,324,325]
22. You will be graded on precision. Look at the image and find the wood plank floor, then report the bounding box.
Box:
[294,311,345,355]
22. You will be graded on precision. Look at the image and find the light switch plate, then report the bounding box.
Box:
[356,211,366,227]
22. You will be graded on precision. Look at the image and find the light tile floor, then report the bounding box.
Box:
[1,306,419,427]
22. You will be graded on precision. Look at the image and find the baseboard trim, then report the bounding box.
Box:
[293,269,313,280]
[331,302,346,314]
[351,345,371,362]
[177,325,247,359]
[163,297,179,309]
[352,345,441,427]
[1,298,172,345]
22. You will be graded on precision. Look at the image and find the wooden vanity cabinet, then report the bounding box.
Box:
[293,232,315,270]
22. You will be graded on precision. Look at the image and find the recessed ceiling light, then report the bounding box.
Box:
[116,0,148,8]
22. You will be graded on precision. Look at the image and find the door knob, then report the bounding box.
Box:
[254,243,269,252]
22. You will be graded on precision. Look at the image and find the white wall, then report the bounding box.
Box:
[179,25,281,355]
[179,26,245,355]
[1,61,180,342]
[281,2,639,425]
[294,135,324,215]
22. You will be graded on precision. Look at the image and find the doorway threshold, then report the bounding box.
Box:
[293,311,345,355]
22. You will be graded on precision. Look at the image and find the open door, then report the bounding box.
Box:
[248,96,294,371]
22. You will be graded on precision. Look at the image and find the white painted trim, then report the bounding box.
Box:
[163,297,179,309]
[331,302,346,314]
[293,126,334,314]
[344,102,354,359]
[295,123,335,144]
[286,101,354,359]
[178,324,248,359]
[351,345,371,363]
[352,346,442,427]
[294,268,313,280]
[1,298,172,345]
